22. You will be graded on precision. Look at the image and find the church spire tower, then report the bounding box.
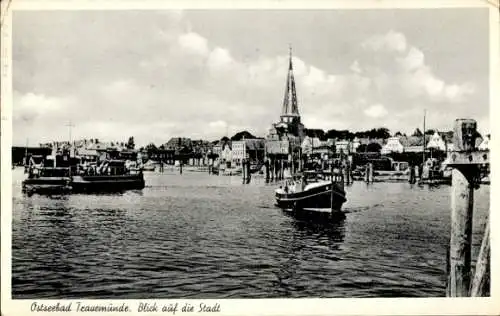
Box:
[281,45,300,122]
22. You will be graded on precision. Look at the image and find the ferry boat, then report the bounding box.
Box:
[22,155,72,195]
[71,159,145,193]
[275,170,347,212]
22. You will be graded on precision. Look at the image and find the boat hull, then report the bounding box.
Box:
[22,177,72,195]
[275,183,346,211]
[71,174,145,193]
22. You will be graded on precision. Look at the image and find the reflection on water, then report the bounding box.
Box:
[11,169,489,298]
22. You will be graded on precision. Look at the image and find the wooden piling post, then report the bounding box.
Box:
[270,157,274,181]
[330,162,335,213]
[445,118,489,297]
[368,163,372,183]
[265,159,270,182]
[409,164,415,183]
[447,167,474,296]
[246,160,251,184]
[365,164,369,183]
[180,161,183,175]
[470,220,490,297]
[242,159,246,183]
[280,159,284,180]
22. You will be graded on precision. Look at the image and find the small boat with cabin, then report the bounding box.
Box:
[275,169,347,212]
[22,154,72,195]
[71,159,145,193]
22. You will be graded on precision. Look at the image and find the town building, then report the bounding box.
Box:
[478,135,490,150]
[426,131,447,152]
[334,140,351,154]
[381,137,404,154]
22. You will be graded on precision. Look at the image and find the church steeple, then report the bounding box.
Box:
[281,45,300,119]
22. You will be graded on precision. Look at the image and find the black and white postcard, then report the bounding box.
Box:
[1,0,498,315]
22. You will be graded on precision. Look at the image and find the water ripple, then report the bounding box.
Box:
[11,169,489,298]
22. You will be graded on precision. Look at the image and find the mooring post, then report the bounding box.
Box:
[330,161,335,213]
[180,161,183,175]
[270,157,274,181]
[265,158,270,183]
[448,167,474,296]
[409,164,415,184]
[280,159,284,180]
[246,160,251,184]
[470,220,490,297]
[242,159,246,183]
[364,164,369,183]
[445,118,489,297]
[367,163,374,183]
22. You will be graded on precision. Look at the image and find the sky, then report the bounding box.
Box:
[12,8,490,147]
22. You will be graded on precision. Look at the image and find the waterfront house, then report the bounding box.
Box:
[381,137,404,154]
[334,139,351,154]
[301,136,322,155]
[231,141,246,165]
[479,135,490,150]
[426,131,447,151]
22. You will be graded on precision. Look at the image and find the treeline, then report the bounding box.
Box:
[304,127,446,140]
[304,128,392,140]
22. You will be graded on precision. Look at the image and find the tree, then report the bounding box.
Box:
[357,144,367,153]
[305,128,326,140]
[145,143,158,154]
[127,136,135,150]
[412,128,423,137]
[231,131,257,141]
[366,142,382,152]
[394,131,403,137]
[425,129,435,135]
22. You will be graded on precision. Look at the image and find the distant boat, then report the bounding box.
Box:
[249,162,264,174]
[142,160,156,172]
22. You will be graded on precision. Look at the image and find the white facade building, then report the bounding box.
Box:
[479,136,490,150]
[381,137,404,154]
[335,140,351,154]
[427,132,446,151]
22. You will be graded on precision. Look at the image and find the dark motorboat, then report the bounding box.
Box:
[71,159,145,193]
[275,171,347,212]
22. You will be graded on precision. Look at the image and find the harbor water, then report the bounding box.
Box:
[11,168,489,298]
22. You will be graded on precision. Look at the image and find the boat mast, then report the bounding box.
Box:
[24,138,28,166]
[422,109,426,165]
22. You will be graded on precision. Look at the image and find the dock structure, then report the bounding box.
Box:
[445,118,489,297]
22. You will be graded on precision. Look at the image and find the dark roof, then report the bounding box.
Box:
[398,135,431,147]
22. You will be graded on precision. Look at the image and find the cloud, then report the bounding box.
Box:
[350,60,362,74]
[12,12,485,146]
[178,32,209,56]
[364,104,388,118]
[207,47,234,71]
[14,92,74,123]
[362,30,407,52]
